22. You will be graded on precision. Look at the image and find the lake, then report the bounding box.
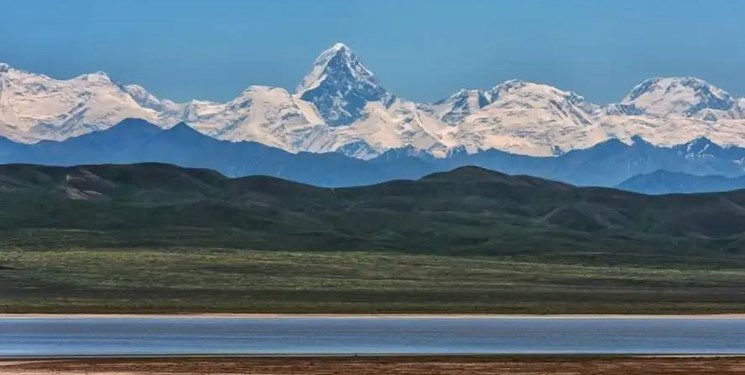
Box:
[1,316,744,356]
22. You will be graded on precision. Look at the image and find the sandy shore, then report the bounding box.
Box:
[2,356,745,374]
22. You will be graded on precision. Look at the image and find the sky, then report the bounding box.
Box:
[1,0,744,104]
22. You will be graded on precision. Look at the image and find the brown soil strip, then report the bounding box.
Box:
[2,356,745,375]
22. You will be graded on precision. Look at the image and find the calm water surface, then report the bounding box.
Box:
[1,316,744,356]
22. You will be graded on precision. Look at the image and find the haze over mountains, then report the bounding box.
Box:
[1,118,744,190]
[2,43,745,192]
[618,170,745,195]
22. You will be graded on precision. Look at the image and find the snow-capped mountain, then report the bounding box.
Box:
[2,44,745,159]
[427,89,495,124]
[0,63,166,142]
[180,86,326,152]
[447,80,600,155]
[617,77,742,119]
[586,78,745,152]
[297,43,393,126]
[0,44,453,159]
[292,43,453,158]
[431,77,745,156]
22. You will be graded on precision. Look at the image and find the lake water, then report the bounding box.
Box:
[1,316,744,356]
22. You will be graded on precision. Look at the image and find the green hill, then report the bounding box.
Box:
[2,163,745,314]
[1,163,744,258]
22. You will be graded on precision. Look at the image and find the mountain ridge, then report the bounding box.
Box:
[618,170,745,195]
[3,43,745,158]
[1,162,744,254]
[2,118,745,191]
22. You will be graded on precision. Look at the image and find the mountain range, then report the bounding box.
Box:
[618,170,745,195]
[3,43,745,193]
[1,118,744,190]
[2,43,745,161]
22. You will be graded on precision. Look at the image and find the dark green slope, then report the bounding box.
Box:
[0,163,744,257]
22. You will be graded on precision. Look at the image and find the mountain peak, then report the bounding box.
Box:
[109,118,161,131]
[329,42,350,53]
[621,77,735,117]
[296,43,391,126]
[685,136,716,146]
[318,42,353,61]
[164,121,208,138]
[296,42,372,93]
[677,136,724,157]
[80,118,162,140]
[0,62,10,73]
[420,166,508,182]
[77,71,113,84]
[490,80,584,100]
[498,79,530,88]
[432,89,494,124]
[419,166,569,189]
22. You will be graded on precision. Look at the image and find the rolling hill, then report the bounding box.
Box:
[1,163,743,256]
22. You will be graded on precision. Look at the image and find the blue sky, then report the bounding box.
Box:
[1,0,744,103]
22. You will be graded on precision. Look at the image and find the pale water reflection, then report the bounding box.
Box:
[1,316,744,356]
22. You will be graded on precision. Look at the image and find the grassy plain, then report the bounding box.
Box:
[2,247,745,314]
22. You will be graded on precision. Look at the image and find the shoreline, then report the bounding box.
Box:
[3,356,745,375]
[3,354,745,361]
[2,313,745,319]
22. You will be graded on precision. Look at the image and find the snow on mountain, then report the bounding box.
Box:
[297,43,394,126]
[293,43,452,158]
[586,78,745,150]
[618,77,741,119]
[451,80,601,155]
[178,42,452,159]
[3,44,745,159]
[0,64,166,142]
[331,98,455,158]
[121,84,183,120]
[427,89,495,124]
[431,77,745,156]
[0,44,451,159]
[0,62,333,154]
[591,115,745,149]
[180,86,324,151]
